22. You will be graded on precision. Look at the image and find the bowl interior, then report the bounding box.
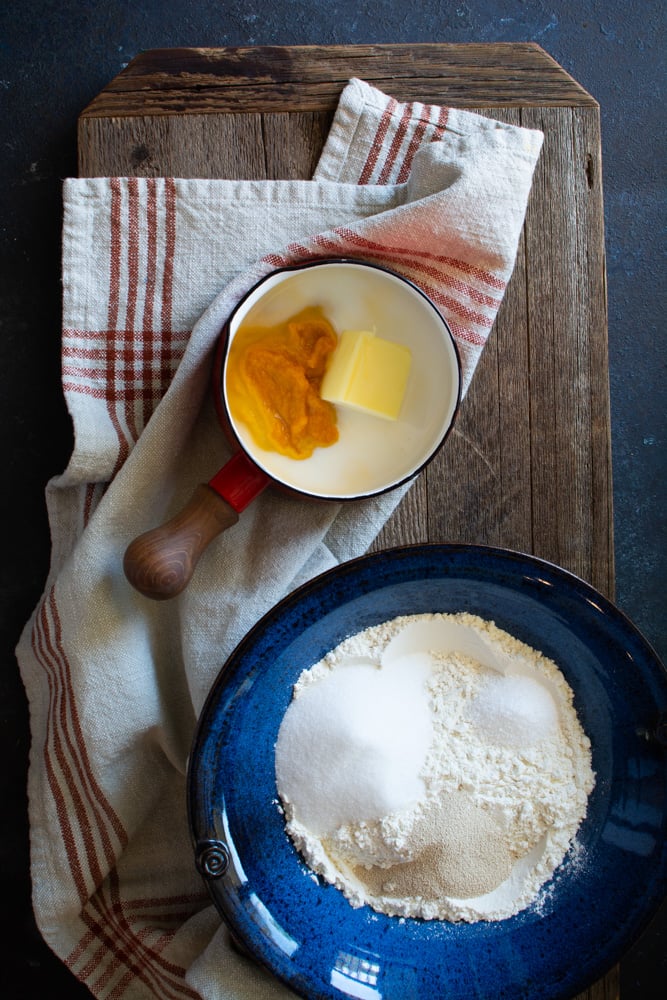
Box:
[188,544,667,1000]
[221,260,461,499]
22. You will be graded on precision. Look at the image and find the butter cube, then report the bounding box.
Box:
[321,329,412,420]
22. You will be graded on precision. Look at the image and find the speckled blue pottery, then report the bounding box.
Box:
[187,544,667,1000]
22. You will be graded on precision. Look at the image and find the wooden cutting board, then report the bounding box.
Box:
[78,44,616,999]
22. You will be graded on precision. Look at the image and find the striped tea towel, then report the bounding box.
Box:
[16,78,543,1000]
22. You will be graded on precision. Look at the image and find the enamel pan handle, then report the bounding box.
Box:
[123,452,269,600]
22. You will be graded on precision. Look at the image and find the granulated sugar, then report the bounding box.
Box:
[274,657,433,836]
[274,612,595,922]
[467,673,560,747]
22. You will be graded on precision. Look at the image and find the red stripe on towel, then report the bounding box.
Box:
[333,227,507,290]
[359,96,398,184]
[160,178,178,400]
[107,180,132,474]
[33,586,199,998]
[431,104,450,139]
[141,178,158,429]
[396,105,434,182]
[377,101,413,184]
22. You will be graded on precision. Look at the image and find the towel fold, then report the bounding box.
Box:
[16,78,542,1000]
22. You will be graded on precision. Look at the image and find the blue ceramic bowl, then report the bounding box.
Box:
[187,544,667,1000]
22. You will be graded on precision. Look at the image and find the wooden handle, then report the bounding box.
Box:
[123,484,239,600]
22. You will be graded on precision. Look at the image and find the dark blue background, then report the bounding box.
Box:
[0,2,664,998]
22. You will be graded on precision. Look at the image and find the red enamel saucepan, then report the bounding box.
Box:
[123,259,461,599]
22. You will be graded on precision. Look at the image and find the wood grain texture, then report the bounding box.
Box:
[79,43,597,118]
[123,484,240,600]
[78,44,615,996]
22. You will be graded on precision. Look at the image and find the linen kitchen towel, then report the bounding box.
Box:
[17,78,542,1000]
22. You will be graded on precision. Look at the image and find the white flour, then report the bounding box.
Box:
[274,612,595,922]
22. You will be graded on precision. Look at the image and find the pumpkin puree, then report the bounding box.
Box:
[226,307,339,460]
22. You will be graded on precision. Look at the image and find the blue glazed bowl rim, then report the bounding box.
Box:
[187,543,667,1000]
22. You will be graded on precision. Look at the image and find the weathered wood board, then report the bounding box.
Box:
[79,43,616,999]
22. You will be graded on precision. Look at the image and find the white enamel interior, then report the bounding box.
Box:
[223,261,461,499]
